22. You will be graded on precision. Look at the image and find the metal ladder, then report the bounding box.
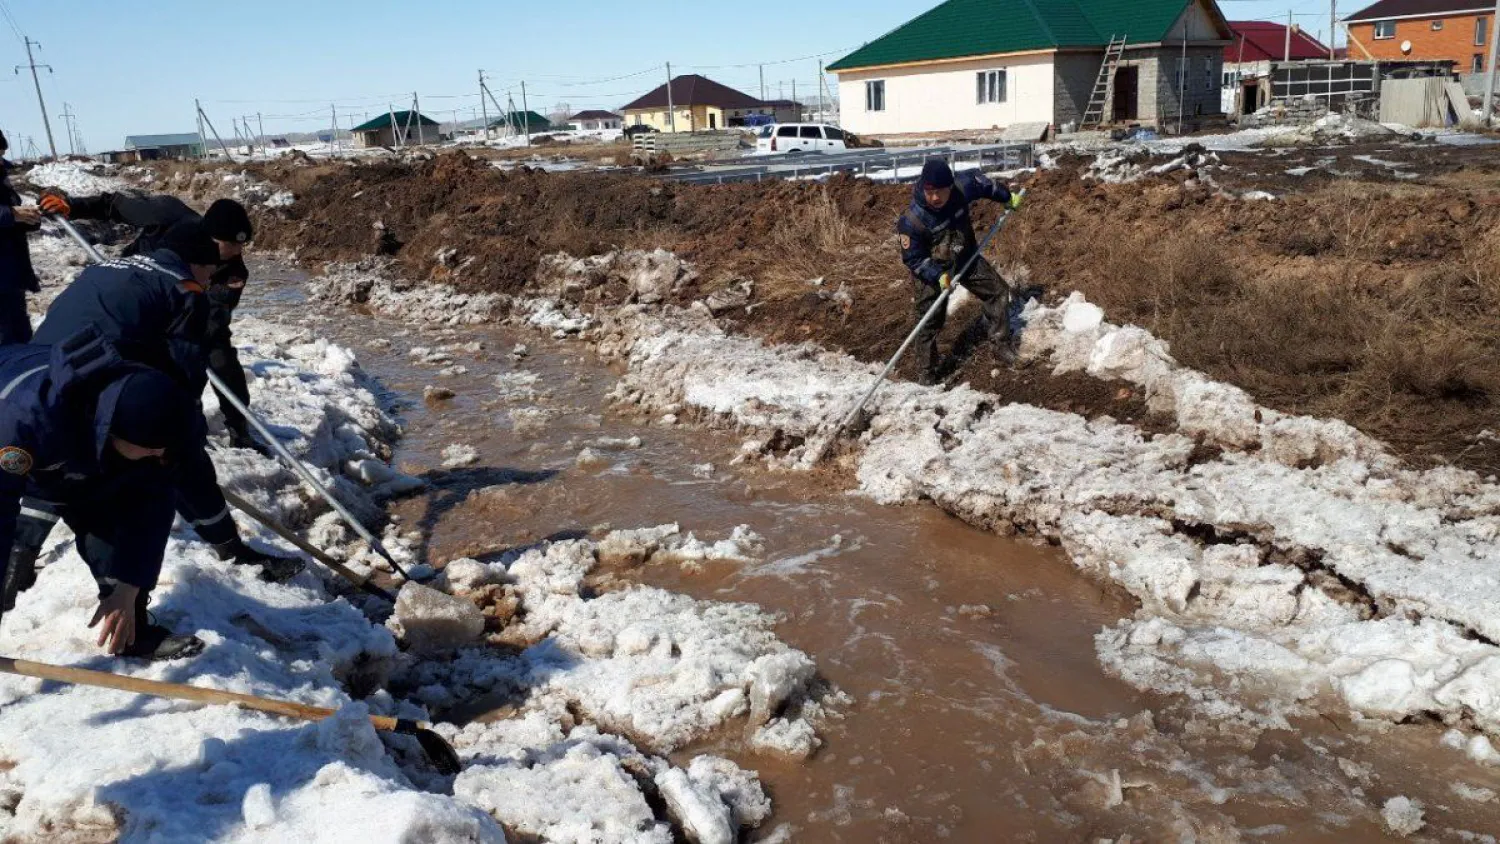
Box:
[1081,35,1127,129]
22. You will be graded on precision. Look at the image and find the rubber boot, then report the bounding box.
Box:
[2,547,39,612]
[214,538,305,583]
[227,423,273,457]
[119,590,205,661]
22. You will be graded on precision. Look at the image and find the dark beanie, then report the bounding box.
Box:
[162,218,221,266]
[110,370,191,450]
[920,158,955,189]
[203,199,253,244]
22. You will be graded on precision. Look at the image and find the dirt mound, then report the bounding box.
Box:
[232,149,1500,474]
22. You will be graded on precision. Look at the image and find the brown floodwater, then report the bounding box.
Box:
[246,265,1500,842]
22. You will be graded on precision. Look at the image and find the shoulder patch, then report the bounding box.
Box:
[0,446,33,475]
[899,234,911,250]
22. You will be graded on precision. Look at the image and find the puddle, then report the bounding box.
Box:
[243,263,1500,840]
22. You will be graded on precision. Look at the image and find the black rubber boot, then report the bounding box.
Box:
[227,425,273,457]
[120,591,204,661]
[214,538,305,583]
[2,547,39,612]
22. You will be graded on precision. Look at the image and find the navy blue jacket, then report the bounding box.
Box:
[896,172,1012,286]
[0,329,157,585]
[0,160,40,294]
[31,250,210,393]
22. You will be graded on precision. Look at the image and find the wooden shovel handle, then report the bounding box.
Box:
[221,489,396,603]
[0,656,408,732]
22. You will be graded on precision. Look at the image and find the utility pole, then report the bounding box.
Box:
[59,102,76,156]
[196,100,207,159]
[479,70,491,139]
[1330,0,1338,60]
[258,112,265,145]
[1484,0,1500,123]
[413,91,425,144]
[388,105,400,146]
[330,104,339,153]
[1285,10,1293,62]
[520,81,532,146]
[16,38,57,159]
[196,99,235,161]
[817,62,824,122]
[792,79,797,119]
[665,62,676,132]
[759,64,765,101]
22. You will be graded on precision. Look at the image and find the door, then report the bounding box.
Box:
[709,113,717,129]
[1112,66,1139,122]
[1241,81,1259,115]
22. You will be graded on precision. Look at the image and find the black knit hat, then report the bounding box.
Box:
[161,218,221,266]
[110,370,192,450]
[921,158,955,189]
[203,199,252,244]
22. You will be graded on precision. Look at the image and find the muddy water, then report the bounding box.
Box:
[245,265,1500,842]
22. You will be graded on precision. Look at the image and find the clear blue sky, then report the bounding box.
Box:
[1,0,1343,155]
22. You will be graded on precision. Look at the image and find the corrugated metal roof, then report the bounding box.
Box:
[124,133,203,149]
[1345,0,1490,22]
[568,110,621,121]
[351,111,441,132]
[1225,21,1331,62]
[827,0,1222,71]
[621,75,764,111]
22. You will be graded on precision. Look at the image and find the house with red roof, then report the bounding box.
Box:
[1221,21,1333,114]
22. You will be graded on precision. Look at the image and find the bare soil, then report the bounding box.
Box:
[215,142,1500,473]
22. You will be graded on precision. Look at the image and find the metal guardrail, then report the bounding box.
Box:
[663,143,1034,185]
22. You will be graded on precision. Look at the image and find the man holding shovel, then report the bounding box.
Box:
[0,325,203,659]
[897,158,1022,384]
[6,220,302,616]
[39,189,267,455]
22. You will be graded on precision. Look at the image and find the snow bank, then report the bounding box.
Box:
[311,262,508,325]
[574,268,1500,740]
[23,161,129,195]
[0,319,501,842]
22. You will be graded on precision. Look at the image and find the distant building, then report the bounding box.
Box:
[122,132,205,161]
[621,74,780,132]
[567,110,622,131]
[1345,0,1495,73]
[1223,21,1333,114]
[350,111,441,148]
[828,0,1234,135]
[488,111,553,133]
[758,100,805,123]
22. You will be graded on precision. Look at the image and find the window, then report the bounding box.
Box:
[1478,17,1489,45]
[975,69,1007,104]
[776,126,797,137]
[865,80,885,112]
[799,126,821,139]
[1203,56,1214,91]
[824,126,847,141]
[1432,20,1444,31]
[1175,58,1186,92]
[1373,20,1395,39]
[758,125,775,138]
[1475,53,1486,73]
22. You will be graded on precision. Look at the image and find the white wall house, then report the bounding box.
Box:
[836,53,1056,136]
[829,0,1232,136]
[567,110,623,131]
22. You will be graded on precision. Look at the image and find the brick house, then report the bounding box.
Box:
[828,0,1234,135]
[1345,0,1496,73]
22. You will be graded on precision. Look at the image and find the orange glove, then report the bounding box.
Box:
[39,190,69,217]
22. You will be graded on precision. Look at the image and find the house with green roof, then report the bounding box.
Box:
[828,0,1234,136]
[350,110,441,149]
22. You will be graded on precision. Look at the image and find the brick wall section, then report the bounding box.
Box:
[1120,47,1224,124]
[1349,12,1494,71]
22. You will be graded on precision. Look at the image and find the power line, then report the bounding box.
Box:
[0,1,24,45]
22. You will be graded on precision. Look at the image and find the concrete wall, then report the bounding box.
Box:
[835,52,1056,135]
[1126,47,1225,124]
[1053,52,1104,129]
[1350,12,1492,72]
[1167,0,1226,41]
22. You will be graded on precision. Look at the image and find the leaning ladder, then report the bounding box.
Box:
[1080,35,1127,129]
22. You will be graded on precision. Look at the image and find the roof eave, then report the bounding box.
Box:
[829,47,1058,74]
[1345,8,1490,23]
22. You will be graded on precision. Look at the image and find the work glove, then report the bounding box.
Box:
[1006,191,1023,212]
[39,190,69,217]
[938,273,952,291]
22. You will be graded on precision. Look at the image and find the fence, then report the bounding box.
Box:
[664,143,1034,185]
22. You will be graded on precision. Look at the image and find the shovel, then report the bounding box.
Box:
[220,488,398,604]
[0,656,462,774]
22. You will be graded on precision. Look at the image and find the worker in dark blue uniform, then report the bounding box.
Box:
[0,131,42,345]
[40,189,264,453]
[9,219,302,609]
[0,326,203,659]
[897,158,1022,385]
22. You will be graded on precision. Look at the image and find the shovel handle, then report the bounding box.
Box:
[221,489,397,603]
[0,656,412,733]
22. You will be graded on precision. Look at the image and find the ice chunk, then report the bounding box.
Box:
[388,582,485,651]
[1381,796,1424,836]
[443,558,503,592]
[745,652,816,726]
[749,718,821,759]
[655,767,734,844]
[442,444,480,468]
[1061,300,1104,332]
